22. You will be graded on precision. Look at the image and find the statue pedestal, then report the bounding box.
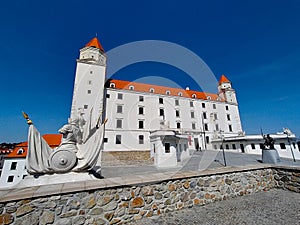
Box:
[262,149,281,164]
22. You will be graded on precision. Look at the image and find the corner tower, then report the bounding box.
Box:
[70,37,107,122]
[218,75,237,104]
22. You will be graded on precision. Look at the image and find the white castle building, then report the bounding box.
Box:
[70,37,244,164]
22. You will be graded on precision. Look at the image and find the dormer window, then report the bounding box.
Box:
[178,92,182,96]
[207,96,211,100]
[192,94,197,98]
[166,90,170,95]
[129,85,134,90]
[150,88,155,93]
[110,83,116,88]
[17,148,24,155]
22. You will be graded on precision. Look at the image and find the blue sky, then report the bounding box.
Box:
[1,0,300,142]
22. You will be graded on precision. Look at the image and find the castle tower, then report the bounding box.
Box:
[218,75,237,104]
[70,37,107,123]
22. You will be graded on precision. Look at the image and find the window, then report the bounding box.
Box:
[225,105,229,110]
[10,162,17,170]
[280,143,286,149]
[214,113,218,120]
[17,148,24,155]
[129,85,134,90]
[229,125,233,132]
[251,144,255,149]
[139,120,144,129]
[202,103,206,108]
[139,107,144,115]
[116,135,121,144]
[203,112,207,119]
[84,105,88,109]
[90,71,93,74]
[225,144,229,150]
[116,119,122,128]
[227,114,231,121]
[215,124,219,131]
[139,96,144,102]
[192,123,196,130]
[165,143,170,153]
[104,138,108,143]
[204,123,209,131]
[175,99,179,106]
[88,80,92,85]
[178,92,183,96]
[117,93,123,100]
[206,136,210,144]
[7,176,14,183]
[232,144,236,149]
[159,108,164,116]
[259,143,264,149]
[117,105,123,113]
[213,104,216,109]
[139,135,144,144]
[190,101,194,107]
[110,83,115,88]
[192,94,196,98]
[176,110,180,117]
[159,98,164,104]
[150,88,154,93]
[166,90,170,95]
[106,94,110,98]
[177,122,181,129]
[87,90,91,94]
[207,96,211,100]
[191,111,195,118]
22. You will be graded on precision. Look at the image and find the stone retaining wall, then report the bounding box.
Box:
[0,167,298,225]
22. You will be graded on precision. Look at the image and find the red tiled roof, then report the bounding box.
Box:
[219,74,230,84]
[107,79,224,102]
[6,134,61,158]
[85,37,105,52]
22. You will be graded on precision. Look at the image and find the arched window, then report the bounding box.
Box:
[166,90,170,95]
[178,92,182,96]
[207,96,211,100]
[110,83,116,88]
[192,94,197,98]
[129,85,134,90]
[150,88,155,93]
[17,148,24,155]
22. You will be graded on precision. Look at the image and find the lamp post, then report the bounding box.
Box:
[284,128,296,162]
[219,130,227,166]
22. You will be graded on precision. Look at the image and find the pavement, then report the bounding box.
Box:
[101,150,300,178]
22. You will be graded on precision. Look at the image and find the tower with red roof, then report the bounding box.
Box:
[218,74,237,104]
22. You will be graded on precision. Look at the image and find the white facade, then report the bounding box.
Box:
[0,158,27,189]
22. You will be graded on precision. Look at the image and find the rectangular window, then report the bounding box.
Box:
[139,107,144,115]
[177,122,181,129]
[139,96,144,102]
[229,125,233,132]
[213,104,216,109]
[10,162,17,170]
[192,123,196,130]
[116,135,121,144]
[259,143,264,149]
[203,112,207,119]
[206,136,210,144]
[176,110,180,117]
[117,93,123,100]
[87,90,91,94]
[106,94,110,98]
[190,101,194,107]
[225,144,229,149]
[204,123,209,131]
[280,143,286,149]
[175,99,179,106]
[139,135,144,144]
[251,143,255,149]
[191,111,195,118]
[116,119,122,128]
[139,120,144,129]
[159,108,164,116]
[232,144,236,149]
[84,105,88,109]
[214,113,218,120]
[104,138,108,143]
[165,143,170,153]
[215,124,219,131]
[227,114,231,121]
[159,98,164,104]
[202,103,206,108]
[225,105,229,110]
[117,105,123,113]
[7,176,14,183]
[88,80,92,85]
